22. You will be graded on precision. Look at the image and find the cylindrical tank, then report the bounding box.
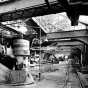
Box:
[13,39,30,56]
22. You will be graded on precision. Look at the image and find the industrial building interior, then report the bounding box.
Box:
[0,0,88,88]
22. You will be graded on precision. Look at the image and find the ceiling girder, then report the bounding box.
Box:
[46,30,88,45]
[0,3,64,22]
[0,0,88,23]
[0,0,64,22]
[0,23,36,40]
[51,41,83,47]
[76,37,88,45]
[47,30,88,40]
[0,0,52,14]
[0,23,21,34]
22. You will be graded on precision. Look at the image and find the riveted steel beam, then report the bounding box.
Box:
[51,41,83,46]
[47,30,88,39]
[0,0,64,22]
[0,0,56,14]
[76,37,88,45]
[0,23,21,34]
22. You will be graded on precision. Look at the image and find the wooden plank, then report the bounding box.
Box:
[47,30,88,39]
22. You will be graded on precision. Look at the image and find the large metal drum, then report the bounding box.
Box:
[13,39,30,56]
[0,65,35,88]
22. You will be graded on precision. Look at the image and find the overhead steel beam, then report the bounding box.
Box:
[0,0,88,23]
[0,0,82,14]
[56,46,83,51]
[0,0,88,22]
[47,30,88,45]
[47,29,88,39]
[0,23,21,34]
[0,23,36,40]
[0,0,64,22]
[47,50,71,54]
[0,0,56,14]
[45,50,71,55]
[76,37,88,45]
[51,41,83,46]
[55,51,70,55]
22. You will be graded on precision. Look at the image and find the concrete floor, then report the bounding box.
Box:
[0,61,87,88]
[35,61,81,88]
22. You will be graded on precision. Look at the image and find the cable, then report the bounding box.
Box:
[38,27,41,80]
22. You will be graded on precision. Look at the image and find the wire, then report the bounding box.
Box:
[39,27,41,80]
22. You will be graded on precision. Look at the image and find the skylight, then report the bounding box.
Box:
[33,12,86,33]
